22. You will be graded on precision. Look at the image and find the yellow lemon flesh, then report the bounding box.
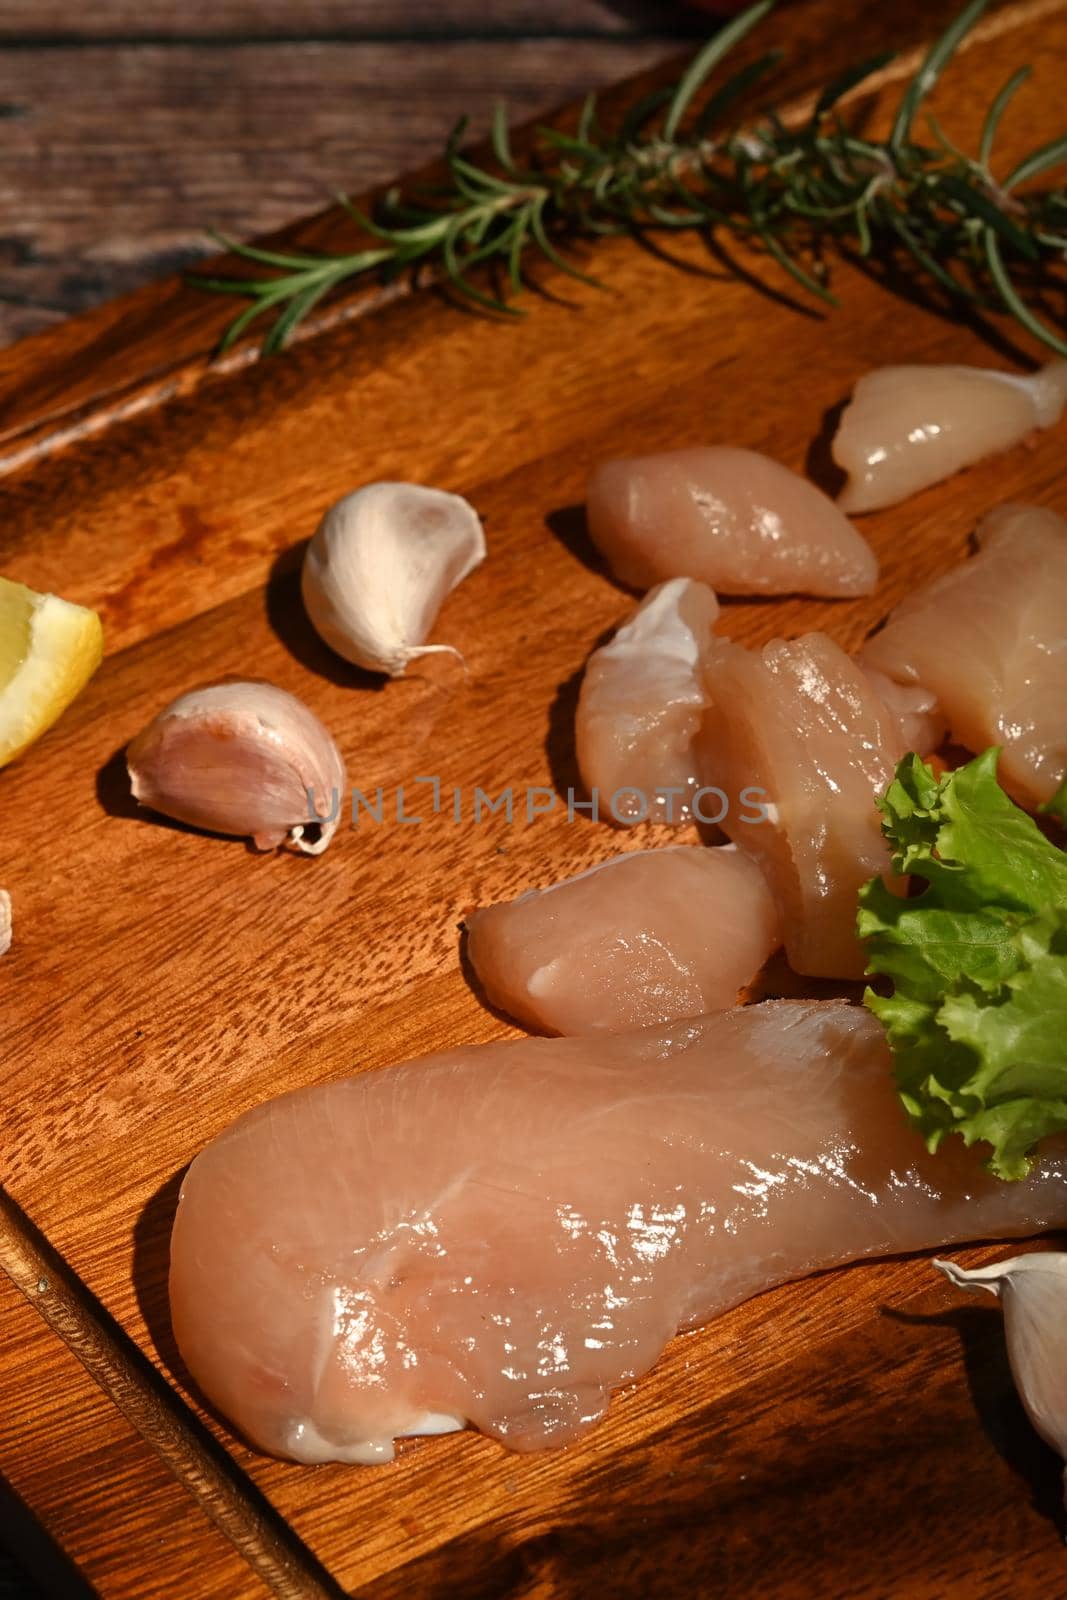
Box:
[0,576,103,768]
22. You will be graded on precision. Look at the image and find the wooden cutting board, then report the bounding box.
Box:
[2,0,1066,1594]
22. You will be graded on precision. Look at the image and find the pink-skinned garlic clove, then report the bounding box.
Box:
[127,681,347,854]
[0,888,10,955]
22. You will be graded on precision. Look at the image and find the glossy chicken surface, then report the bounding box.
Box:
[586,447,877,596]
[863,503,1067,806]
[465,845,780,1034]
[833,359,1067,513]
[170,1002,1067,1465]
[696,632,906,979]
[860,665,946,758]
[576,578,720,825]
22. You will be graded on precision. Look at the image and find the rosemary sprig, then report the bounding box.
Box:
[194,0,1067,357]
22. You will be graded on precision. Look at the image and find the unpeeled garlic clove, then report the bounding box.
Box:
[0,888,10,956]
[127,681,347,854]
[301,482,485,677]
[935,1252,1067,1502]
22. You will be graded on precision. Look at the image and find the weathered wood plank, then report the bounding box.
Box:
[0,1,681,42]
[0,37,681,346]
[0,0,1016,458]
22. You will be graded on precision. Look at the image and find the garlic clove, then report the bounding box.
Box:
[301,482,486,677]
[127,681,347,855]
[0,888,11,956]
[935,1252,1067,1502]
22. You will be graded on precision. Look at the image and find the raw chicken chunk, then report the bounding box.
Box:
[696,632,906,979]
[465,845,780,1034]
[860,665,945,757]
[576,578,719,825]
[586,447,878,596]
[170,1001,1067,1465]
[834,359,1067,513]
[862,503,1067,807]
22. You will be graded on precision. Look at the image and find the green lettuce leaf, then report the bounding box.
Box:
[858,748,1067,1180]
[1040,776,1067,827]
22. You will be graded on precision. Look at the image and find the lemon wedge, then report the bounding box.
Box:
[0,576,103,768]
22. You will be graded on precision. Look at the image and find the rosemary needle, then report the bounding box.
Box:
[192,0,1067,358]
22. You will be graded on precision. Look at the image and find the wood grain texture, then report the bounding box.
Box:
[0,1,688,346]
[0,2,678,42]
[0,0,1032,469]
[1,0,1066,1594]
[0,1192,342,1598]
[0,1271,267,1599]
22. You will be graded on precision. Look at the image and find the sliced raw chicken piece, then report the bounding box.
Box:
[860,665,945,757]
[586,447,877,597]
[862,503,1067,807]
[170,1001,1067,1465]
[465,845,780,1034]
[576,578,719,826]
[696,632,906,979]
[834,359,1067,513]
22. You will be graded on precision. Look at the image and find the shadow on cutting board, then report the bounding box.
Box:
[0,1474,92,1600]
[885,1301,1065,1537]
[544,503,614,587]
[263,542,390,692]
[838,244,1035,370]
[133,1170,287,1461]
[131,1168,246,1446]
[804,398,847,500]
[131,1169,190,1398]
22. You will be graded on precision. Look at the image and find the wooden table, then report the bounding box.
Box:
[0,1,697,348]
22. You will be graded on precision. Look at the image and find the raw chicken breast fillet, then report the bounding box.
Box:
[696,632,906,979]
[576,578,719,825]
[465,845,780,1034]
[586,447,878,596]
[170,1001,1067,1464]
[862,503,1067,806]
[833,359,1067,513]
